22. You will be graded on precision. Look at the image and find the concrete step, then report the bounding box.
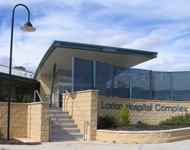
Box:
[50,115,71,119]
[50,110,83,141]
[51,132,82,137]
[51,137,83,142]
[50,111,69,115]
[51,128,80,133]
[51,123,77,128]
[51,134,83,139]
[50,119,74,124]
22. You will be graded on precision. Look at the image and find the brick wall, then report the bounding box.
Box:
[0,103,27,138]
[0,102,49,142]
[27,102,49,142]
[96,128,190,144]
[63,90,98,140]
[98,97,190,125]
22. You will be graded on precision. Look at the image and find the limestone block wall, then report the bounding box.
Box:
[98,97,190,125]
[0,103,27,138]
[63,90,98,140]
[27,102,49,142]
[0,102,49,142]
[96,128,190,144]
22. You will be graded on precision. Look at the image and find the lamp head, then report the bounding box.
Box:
[20,21,36,32]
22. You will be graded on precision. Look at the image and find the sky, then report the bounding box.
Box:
[0,0,190,73]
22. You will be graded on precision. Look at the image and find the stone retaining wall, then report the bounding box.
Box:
[63,90,98,140]
[98,97,190,125]
[27,102,49,142]
[0,102,49,142]
[62,90,190,143]
[96,128,190,144]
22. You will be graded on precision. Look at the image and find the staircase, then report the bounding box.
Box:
[50,109,83,142]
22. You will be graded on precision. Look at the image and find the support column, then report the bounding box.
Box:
[130,69,133,99]
[72,56,75,92]
[49,63,56,107]
[93,61,96,89]
[150,71,152,99]
[170,72,173,101]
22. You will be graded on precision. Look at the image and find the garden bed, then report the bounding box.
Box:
[0,139,41,145]
[106,124,190,131]
[96,127,190,144]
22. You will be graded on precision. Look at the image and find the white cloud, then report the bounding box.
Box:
[135,52,190,71]
[1,0,190,73]
[0,55,10,66]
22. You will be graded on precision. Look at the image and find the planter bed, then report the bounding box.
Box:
[96,126,190,144]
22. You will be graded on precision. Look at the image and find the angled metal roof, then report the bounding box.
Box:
[34,40,158,79]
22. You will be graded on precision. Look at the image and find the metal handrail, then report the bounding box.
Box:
[34,90,43,102]
[64,90,88,140]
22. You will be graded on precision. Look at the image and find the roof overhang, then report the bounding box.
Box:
[0,72,39,84]
[34,41,158,79]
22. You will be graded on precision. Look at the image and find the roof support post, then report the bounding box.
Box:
[72,56,75,92]
[130,69,133,99]
[170,72,173,101]
[49,63,56,108]
[150,71,152,99]
[93,61,96,89]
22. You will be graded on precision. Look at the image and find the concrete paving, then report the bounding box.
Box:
[0,139,190,150]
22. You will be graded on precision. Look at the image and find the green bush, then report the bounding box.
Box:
[15,94,23,103]
[136,121,150,129]
[14,93,33,103]
[97,112,120,129]
[0,95,6,102]
[159,113,190,125]
[120,105,130,125]
[22,94,33,103]
[0,127,3,139]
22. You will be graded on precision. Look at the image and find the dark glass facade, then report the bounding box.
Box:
[73,57,190,101]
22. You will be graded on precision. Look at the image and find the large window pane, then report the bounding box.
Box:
[73,57,93,92]
[132,69,151,99]
[173,72,190,101]
[152,72,171,100]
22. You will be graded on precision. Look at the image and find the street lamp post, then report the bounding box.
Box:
[7,4,36,140]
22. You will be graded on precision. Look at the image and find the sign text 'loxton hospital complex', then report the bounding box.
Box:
[101,101,188,113]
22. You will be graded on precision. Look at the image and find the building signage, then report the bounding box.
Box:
[101,101,187,113]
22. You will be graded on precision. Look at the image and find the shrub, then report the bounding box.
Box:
[15,94,23,103]
[97,112,120,129]
[22,94,33,103]
[0,95,6,102]
[159,113,190,125]
[0,127,3,139]
[136,121,150,129]
[120,105,130,125]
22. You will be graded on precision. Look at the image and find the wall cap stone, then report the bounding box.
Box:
[98,127,190,133]
[0,102,28,105]
[28,102,49,105]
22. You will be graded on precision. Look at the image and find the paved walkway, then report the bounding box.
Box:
[0,139,190,150]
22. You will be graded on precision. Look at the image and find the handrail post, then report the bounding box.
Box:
[34,90,43,102]
[34,91,36,102]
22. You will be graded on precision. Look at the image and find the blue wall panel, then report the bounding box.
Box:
[72,57,190,101]
[73,57,93,92]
